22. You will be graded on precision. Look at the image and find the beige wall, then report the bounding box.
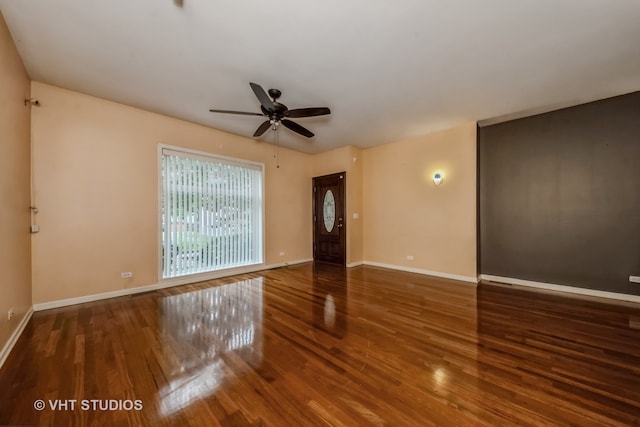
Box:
[30,82,313,304]
[28,82,477,305]
[0,12,32,351]
[362,123,477,279]
[311,146,363,265]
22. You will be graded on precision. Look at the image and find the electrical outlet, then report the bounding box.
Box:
[121,272,133,279]
[630,276,640,284]
[279,252,285,256]
[8,307,13,320]
[407,255,414,261]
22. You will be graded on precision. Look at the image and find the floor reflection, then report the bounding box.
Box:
[311,263,348,338]
[158,278,263,416]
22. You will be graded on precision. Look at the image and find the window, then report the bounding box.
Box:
[161,147,263,279]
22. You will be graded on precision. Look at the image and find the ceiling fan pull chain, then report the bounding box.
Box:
[275,127,280,168]
[273,127,277,159]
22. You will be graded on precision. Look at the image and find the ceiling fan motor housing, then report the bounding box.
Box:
[262,101,288,120]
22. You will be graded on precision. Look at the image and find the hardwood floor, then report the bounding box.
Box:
[1,263,639,426]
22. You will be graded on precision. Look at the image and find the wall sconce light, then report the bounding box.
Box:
[433,172,443,186]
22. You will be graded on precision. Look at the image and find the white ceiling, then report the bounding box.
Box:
[2,0,640,153]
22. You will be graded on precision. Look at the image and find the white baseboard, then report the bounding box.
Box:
[155,258,313,290]
[346,261,364,268]
[33,282,164,312]
[271,259,314,268]
[0,307,33,370]
[480,274,640,304]
[362,261,479,284]
[33,258,313,312]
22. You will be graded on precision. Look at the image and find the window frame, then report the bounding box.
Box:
[157,144,265,283]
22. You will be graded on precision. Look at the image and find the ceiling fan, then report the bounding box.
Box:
[209,82,331,139]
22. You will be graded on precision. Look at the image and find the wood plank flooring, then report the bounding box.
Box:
[1,263,639,426]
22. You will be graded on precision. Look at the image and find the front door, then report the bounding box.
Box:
[313,172,346,264]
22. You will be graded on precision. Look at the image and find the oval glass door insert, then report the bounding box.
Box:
[323,190,336,232]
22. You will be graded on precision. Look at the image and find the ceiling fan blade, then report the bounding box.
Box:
[250,82,275,112]
[286,107,331,118]
[209,109,263,116]
[253,120,271,137]
[282,119,314,138]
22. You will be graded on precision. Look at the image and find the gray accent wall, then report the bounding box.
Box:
[479,92,640,296]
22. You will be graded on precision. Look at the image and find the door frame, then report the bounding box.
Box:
[312,172,346,265]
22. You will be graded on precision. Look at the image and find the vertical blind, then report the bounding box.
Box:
[161,148,263,278]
